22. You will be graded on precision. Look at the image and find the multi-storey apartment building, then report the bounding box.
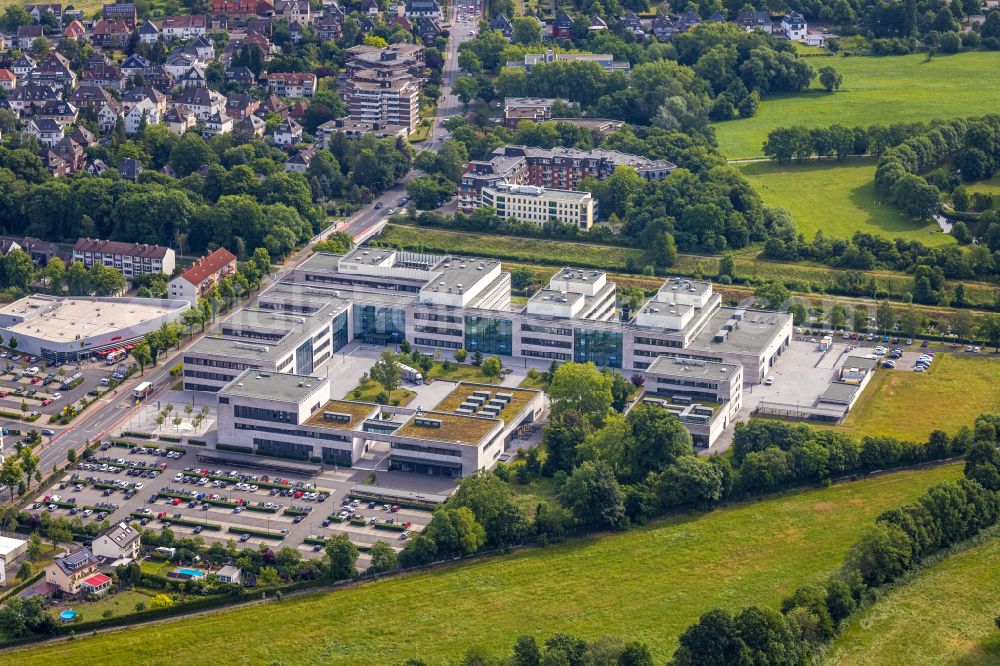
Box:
[264,72,317,98]
[72,238,176,277]
[167,247,237,303]
[481,183,595,229]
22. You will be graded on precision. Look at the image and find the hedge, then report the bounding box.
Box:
[283,508,309,517]
[303,536,326,545]
[187,439,207,446]
[244,504,279,513]
[0,410,40,422]
[373,522,407,532]
[216,443,252,454]
[120,431,153,439]
[350,518,367,527]
[349,493,435,511]
[165,446,186,454]
[159,435,182,443]
[226,526,285,540]
[158,516,221,531]
[327,514,344,523]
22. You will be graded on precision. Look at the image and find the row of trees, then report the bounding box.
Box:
[417,632,655,666]
[763,121,931,162]
[671,425,1000,665]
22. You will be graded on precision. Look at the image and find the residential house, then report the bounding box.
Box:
[284,147,315,172]
[62,20,86,40]
[255,94,288,119]
[8,84,60,115]
[678,9,701,31]
[391,15,412,32]
[25,3,61,21]
[16,25,45,50]
[177,64,208,88]
[138,19,160,43]
[246,17,273,36]
[69,85,114,111]
[707,9,725,21]
[323,0,345,22]
[163,104,197,135]
[202,110,233,138]
[82,62,125,90]
[224,66,256,88]
[69,125,97,148]
[102,2,137,27]
[12,56,36,78]
[30,53,76,92]
[781,11,807,40]
[118,157,145,183]
[0,240,23,256]
[167,247,237,302]
[176,87,225,120]
[415,17,441,45]
[159,15,207,40]
[92,522,141,564]
[0,70,16,92]
[288,99,308,120]
[621,11,643,37]
[736,9,773,31]
[90,19,132,48]
[234,113,266,137]
[36,99,78,128]
[73,238,175,276]
[188,35,215,60]
[404,0,440,18]
[21,237,60,265]
[273,0,311,23]
[124,97,159,134]
[122,86,167,116]
[142,65,174,91]
[215,565,242,584]
[551,11,574,38]
[272,117,302,145]
[120,54,149,80]
[23,118,63,147]
[225,92,260,119]
[97,100,123,132]
[507,50,631,75]
[212,0,262,14]
[164,51,200,78]
[264,71,317,98]
[489,13,513,37]
[48,137,87,175]
[242,30,272,56]
[46,549,110,596]
[315,15,342,41]
[85,159,109,176]
[288,19,306,42]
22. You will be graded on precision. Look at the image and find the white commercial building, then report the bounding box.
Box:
[481,183,596,230]
[0,535,27,585]
[0,295,190,362]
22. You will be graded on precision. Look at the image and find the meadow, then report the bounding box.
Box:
[833,354,1000,441]
[826,534,1000,666]
[714,52,1000,159]
[739,159,953,246]
[11,463,961,665]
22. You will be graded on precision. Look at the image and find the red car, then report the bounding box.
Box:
[30,377,41,384]
[390,505,400,512]
[157,511,166,519]
[171,498,181,506]
[0,390,8,398]
[40,399,53,406]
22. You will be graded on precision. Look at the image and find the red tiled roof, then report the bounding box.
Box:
[180,247,237,286]
[83,573,111,587]
[0,69,15,81]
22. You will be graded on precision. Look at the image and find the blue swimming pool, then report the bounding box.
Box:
[175,568,205,577]
[59,610,77,621]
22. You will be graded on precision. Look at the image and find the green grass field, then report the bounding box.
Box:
[965,172,1000,208]
[10,464,961,665]
[833,354,1000,441]
[714,52,1000,159]
[740,160,953,246]
[826,535,1000,666]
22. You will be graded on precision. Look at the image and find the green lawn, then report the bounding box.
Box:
[714,52,1000,159]
[965,172,1000,208]
[832,354,1000,441]
[10,464,960,666]
[826,535,1000,666]
[424,362,502,384]
[51,590,157,623]
[344,377,416,407]
[740,160,953,246]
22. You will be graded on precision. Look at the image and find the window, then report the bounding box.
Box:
[354,304,406,344]
[464,316,512,355]
[234,405,296,423]
[574,328,622,368]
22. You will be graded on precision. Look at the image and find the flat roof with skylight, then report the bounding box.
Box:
[431,382,540,425]
[0,295,184,341]
[395,410,502,446]
[304,399,379,430]
[218,368,327,403]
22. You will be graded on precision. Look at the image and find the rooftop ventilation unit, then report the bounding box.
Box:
[414,417,442,428]
[323,411,352,422]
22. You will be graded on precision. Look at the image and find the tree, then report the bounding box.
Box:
[755,280,790,310]
[148,594,174,609]
[829,304,847,330]
[559,461,626,530]
[16,561,32,582]
[367,541,398,573]
[370,350,401,393]
[19,449,38,492]
[423,506,486,555]
[325,533,358,580]
[513,635,541,666]
[450,471,530,549]
[257,566,281,587]
[898,306,923,338]
[0,457,21,502]
[43,256,65,295]
[718,252,736,279]
[627,404,692,477]
[454,348,468,363]
[876,300,896,333]
[548,362,613,426]
[978,314,1000,352]
[650,231,678,268]
[952,310,974,342]
[845,521,913,586]
[453,76,480,105]
[818,66,843,92]
[482,356,502,379]
[657,456,725,509]
[541,410,592,476]
[132,341,152,375]
[511,16,543,44]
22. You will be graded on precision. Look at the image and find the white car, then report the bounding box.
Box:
[764,376,774,386]
[52,392,62,400]
[26,366,39,375]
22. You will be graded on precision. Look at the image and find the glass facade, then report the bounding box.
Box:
[353,304,406,344]
[464,316,512,355]
[574,328,623,368]
[295,338,314,375]
[331,311,349,353]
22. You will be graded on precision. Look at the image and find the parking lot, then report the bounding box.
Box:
[0,351,133,426]
[28,443,436,570]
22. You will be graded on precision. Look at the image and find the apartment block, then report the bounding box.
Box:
[481,183,595,229]
[72,238,175,277]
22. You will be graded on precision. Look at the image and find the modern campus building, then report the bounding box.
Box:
[72,238,176,277]
[0,294,190,362]
[641,355,743,447]
[481,183,595,229]
[215,369,544,476]
[182,248,791,393]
